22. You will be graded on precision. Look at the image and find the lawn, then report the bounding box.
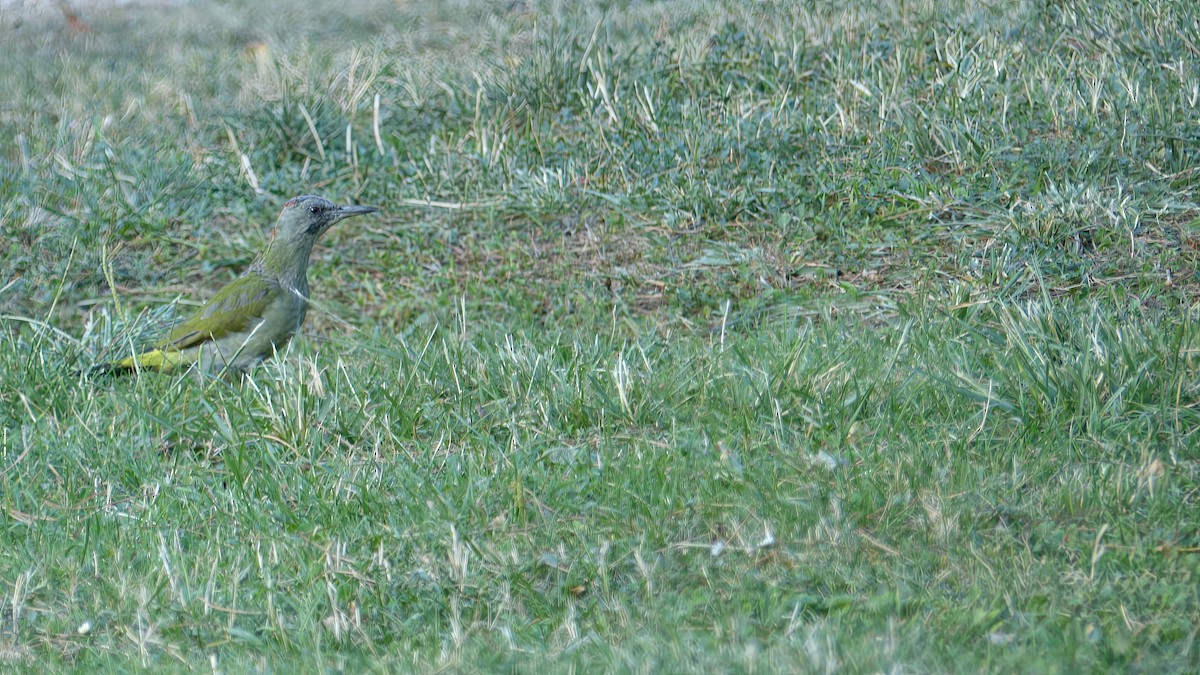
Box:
[1,0,1198,671]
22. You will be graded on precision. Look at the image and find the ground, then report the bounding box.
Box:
[0,0,1198,671]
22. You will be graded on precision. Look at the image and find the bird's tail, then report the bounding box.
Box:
[83,348,198,376]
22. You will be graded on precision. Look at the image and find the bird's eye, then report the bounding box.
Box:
[309,206,321,214]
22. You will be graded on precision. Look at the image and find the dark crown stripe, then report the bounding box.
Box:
[283,195,324,210]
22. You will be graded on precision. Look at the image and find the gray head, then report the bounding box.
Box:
[258,195,378,279]
[274,195,378,240]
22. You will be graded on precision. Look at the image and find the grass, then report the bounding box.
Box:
[1,0,1199,670]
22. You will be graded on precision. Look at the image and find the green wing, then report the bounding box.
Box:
[158,273,282,350]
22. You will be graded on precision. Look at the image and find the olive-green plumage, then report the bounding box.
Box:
[99,195,377,375]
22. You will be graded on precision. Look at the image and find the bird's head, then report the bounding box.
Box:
[258,195,378,280]
[274,195,378,241]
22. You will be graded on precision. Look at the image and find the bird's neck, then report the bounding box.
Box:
[256,236,314,294]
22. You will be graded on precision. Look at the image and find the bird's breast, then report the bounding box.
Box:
[205,286,308,372]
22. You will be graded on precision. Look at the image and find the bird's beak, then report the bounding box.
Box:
[334,204,379,221]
